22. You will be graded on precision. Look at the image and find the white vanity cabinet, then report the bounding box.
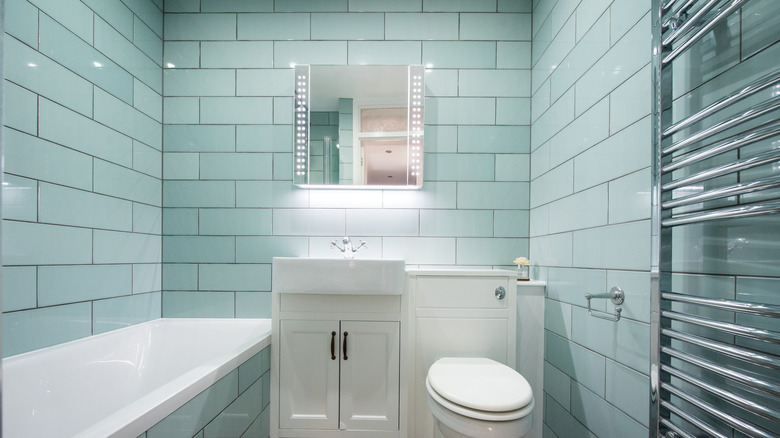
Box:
[271,292,410,438]
[279,319,400,431]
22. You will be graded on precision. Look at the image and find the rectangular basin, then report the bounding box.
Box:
[272,257,406,295]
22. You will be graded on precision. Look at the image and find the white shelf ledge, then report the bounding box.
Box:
[516,280,546,287]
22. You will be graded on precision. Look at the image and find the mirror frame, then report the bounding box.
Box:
[293,64,425,189]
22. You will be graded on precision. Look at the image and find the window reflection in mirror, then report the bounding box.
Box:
[293,65,424,189]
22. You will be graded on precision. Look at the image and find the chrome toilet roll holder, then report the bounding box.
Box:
[585,286,625,322]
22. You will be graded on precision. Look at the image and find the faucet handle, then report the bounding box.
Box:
[331,237,366,258]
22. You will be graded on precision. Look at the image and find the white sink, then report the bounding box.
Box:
[272,257,406,295]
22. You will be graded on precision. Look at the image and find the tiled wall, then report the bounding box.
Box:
[1,0,4,347]
[528,0,652,436]
[2,0,163,356]
[161,0,534,317]
[140,346,271,438]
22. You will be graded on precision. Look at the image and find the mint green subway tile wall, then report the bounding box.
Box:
[162,1,533,318]
[532,1,780,437]
[2,0,163,357]
[530,0,652,436]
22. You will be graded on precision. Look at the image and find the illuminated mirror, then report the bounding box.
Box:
[293,65,425,188]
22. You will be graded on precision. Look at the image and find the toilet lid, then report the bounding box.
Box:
[427,357,533,412]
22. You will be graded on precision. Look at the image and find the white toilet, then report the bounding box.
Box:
[426,357,534,438]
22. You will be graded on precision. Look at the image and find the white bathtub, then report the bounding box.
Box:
[2,318,272,438]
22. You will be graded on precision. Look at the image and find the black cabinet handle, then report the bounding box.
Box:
[343,331,348,360]
[330,331,336,360]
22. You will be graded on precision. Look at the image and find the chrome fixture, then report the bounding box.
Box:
[652,1,780,436]
[585,286,624,322]
[494,286,506,300]
[330,237,367,259]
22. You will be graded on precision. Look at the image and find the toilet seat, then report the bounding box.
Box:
[426,358,534,422]
[427,376,535,422]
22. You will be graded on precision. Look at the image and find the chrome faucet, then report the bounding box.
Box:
[330,237,367,259]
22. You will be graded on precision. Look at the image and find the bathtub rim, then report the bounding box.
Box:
[3,317,272,438]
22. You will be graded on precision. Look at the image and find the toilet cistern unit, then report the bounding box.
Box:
[408,269,540,438]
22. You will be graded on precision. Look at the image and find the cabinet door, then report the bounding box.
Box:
[279,320,340,430]
[339,321,400,431]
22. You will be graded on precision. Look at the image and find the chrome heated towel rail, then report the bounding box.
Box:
[651,0,780,437]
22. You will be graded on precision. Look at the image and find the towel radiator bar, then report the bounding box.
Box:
[651,0,780,436]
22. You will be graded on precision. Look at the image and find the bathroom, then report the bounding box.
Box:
[2,0,778,437]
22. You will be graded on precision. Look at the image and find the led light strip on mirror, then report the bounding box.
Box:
[408,65,424,186]
[294,65,310,184]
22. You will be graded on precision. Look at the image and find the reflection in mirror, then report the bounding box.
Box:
[293,65,425,188]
